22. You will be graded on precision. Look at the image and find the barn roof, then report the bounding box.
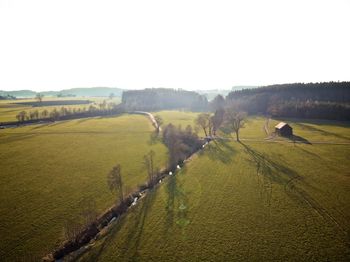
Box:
[275,122,291,129]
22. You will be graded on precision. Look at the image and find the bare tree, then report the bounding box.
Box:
[107,164,124,203]
[211,109,225,136]
[35,93,44,103]
[195,113,211,137]
[154,115,163,133]
[41,109,49,118]
[224,109,247,141]
[16,111,27,122]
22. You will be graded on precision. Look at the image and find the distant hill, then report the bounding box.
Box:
[56,87,123,97]
[0,87,124,98]
[0,90,37,98]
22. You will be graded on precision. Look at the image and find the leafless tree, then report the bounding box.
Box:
[195,113,211,137]
[224,109,247,141]
[154,115,163,133]
[41,109,49,118]
[35,93,44,103]
[211,109,225,136]
[16,111,27,122]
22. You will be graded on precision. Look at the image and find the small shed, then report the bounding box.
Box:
[275,122,293,137]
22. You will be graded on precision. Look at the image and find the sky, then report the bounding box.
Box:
[0,0,349,92]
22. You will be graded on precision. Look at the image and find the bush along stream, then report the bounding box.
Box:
[42,118,210,261]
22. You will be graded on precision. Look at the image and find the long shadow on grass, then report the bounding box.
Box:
[164,175,190,237]
[0,133,36,145]
[240,142,350,237]
[80,191,158,261]
[118,189,158,260]
[200,139,236,164]
[295,123,350,141]
[240,142,301,205]
[78,214,129,262]
[240,142,300,185]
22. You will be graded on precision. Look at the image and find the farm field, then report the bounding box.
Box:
[0,113,166,261]
[77,116,350,261]
[0,97,120,123]
[155,110,200,128]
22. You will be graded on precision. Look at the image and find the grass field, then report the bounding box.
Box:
[0,114,166,260]
[1,110,349,261]
[77,115,350,261]
[0,97,120,123]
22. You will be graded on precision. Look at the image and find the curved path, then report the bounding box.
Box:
[129,111,161,131]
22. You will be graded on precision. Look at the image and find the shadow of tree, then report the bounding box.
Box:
[78,190,158,261]
[118,189,158,260]
[200,139,236,164]
[240,142,301,205]
[241,142,300,185]
[295,123,350,141]
[164,175,190,238]
[0,133,36,145]
[76,213,129,262]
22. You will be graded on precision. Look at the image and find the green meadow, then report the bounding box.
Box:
[0,114,166,260]
[77,114,350,261]
[0,108,349,261]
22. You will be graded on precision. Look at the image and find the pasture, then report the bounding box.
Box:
[0,114,166,260]
[0,109,349,261]
[77,115,350,261]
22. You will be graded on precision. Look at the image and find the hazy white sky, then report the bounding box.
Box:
[0,0,349,91]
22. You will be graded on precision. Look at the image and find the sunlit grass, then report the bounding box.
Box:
[78,116,350,261]
[0,114,166,260]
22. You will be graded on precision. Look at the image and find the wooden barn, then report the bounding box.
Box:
[275,122,293,137]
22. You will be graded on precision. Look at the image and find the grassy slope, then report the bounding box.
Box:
[79,115,350,261]
[0,114,166,260]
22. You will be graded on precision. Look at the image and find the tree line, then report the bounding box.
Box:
[14,101,123,123]
[224,82,350,120]
[122,88,208,111]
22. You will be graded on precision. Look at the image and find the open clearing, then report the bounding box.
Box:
[0,114,166,260]
[77,115,350,261]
